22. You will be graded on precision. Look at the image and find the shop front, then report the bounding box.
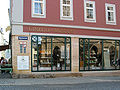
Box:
[11,25,120,78]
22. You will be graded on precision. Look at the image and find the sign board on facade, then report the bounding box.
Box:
[17,56,29,70]
[18,36,28,40]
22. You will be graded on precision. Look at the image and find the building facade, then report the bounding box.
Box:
[10,0,120,76]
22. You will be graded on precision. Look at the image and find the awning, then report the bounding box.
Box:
[0,45,9,51]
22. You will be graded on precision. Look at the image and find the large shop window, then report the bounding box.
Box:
[31,36,71,72]
[32,0,46,18]
[79,39,120,71]
[105,3,116,25]
[60,0,73,20]
[84,0,96,22]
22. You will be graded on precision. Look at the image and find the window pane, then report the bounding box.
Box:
[84,39,89,70]
[52,38,65,71]
[66,43,70,70]
[39,3,43,14]
[63,0,67,4]
[87,9,93,19]
[34,1,43,15]
[116,41,120,69]
[107,7,113,10]
[79,39,84,70]
[80,39,103,71]
[89,40,102,70]
[110,12,114,21]
[38,37,52,71]
[103,40,116,69]
[32,36,38,71]
[66,6,70,16]
[20,44,22,53]
[108,12,114,21]
[86,3,93,8]
[32,36,71,71]
[63,6,70,16]
[34,3,39,13]
[24,47,26,53]
[67,0,70,4]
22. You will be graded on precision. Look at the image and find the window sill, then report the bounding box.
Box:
[106,22,116,25]
[85,19,96,23]
[60,17,73,21]
[32,14,46,18]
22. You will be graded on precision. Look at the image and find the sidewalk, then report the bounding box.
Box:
[0,76,120,86]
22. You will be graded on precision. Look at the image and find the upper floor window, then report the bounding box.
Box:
[84,0,96,23]
[32,0,46,18]
[105,3,116,25]
[60,0,73,20]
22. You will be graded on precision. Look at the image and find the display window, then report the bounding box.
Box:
[31,36,71,72]
[79,39,120,71]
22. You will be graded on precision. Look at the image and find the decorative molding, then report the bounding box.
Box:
[27,32,120,40]
[12,22,120,32]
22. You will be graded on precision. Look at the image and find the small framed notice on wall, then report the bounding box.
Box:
[17,56,29,70]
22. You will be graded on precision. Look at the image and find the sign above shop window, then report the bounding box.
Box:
[18,36,28,40]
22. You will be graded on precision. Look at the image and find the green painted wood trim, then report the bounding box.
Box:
[119,41,120,69]
[51,37,53,71]
[102,40,104,70]
[70,38,71,71]
[88,39,90,70]
[115,41,117,69]
[65,37,67,70]
[31,36,33,72]
[79,39,80,71]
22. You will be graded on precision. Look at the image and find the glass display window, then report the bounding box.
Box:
[31,36,71,72]
[79,38,120,71]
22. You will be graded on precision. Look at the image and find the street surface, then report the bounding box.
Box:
[0,82,119,90]
[0,76,120,90]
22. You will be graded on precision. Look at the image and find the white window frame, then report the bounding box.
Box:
[105,3,116,25]
[60,0,73,20]
[32,0,46,18]
[84,0,96,23]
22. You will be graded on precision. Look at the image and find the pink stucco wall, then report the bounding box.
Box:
[23,0,120,37]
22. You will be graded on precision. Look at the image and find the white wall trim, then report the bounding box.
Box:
[12,22,120,32]
[27,32,120,40]
[11,24,120,40]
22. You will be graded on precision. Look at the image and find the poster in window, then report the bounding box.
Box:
[17,56,29,70]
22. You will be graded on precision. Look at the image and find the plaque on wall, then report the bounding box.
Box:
[17,56,29,70]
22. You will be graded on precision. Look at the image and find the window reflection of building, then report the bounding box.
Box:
[79,39,120,71]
